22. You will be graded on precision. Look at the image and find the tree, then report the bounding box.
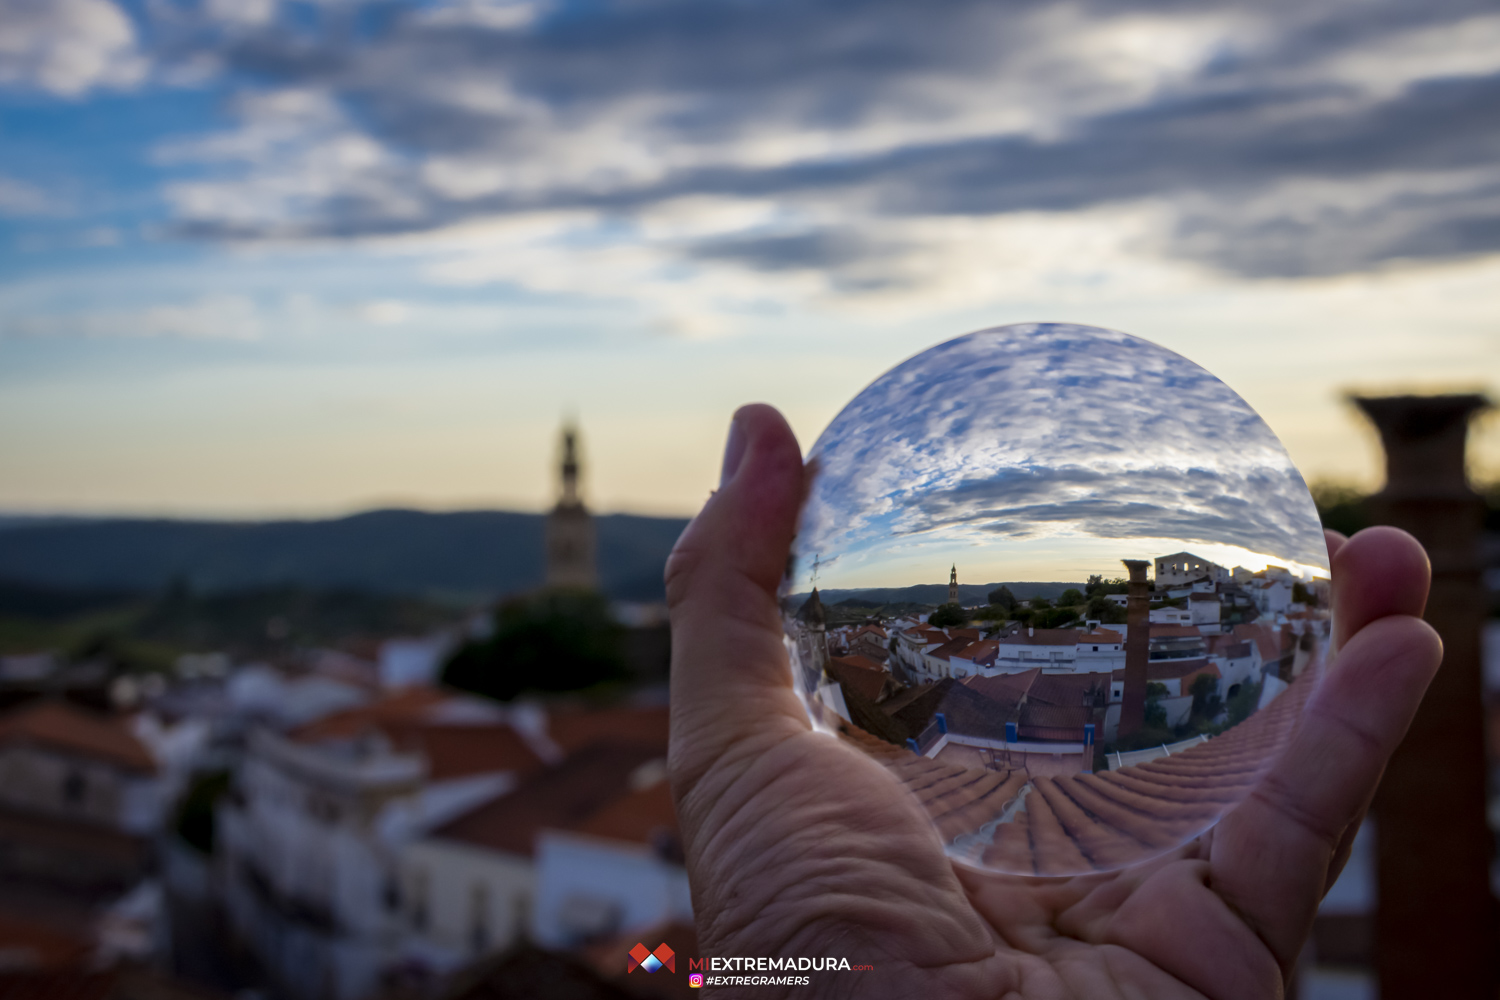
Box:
[1189,673,1223,722]
[1085,594,1127,624]
[1059,588,1085,607]
[1291,581,1318,607]
[987,585,1017,610]
[927,602,969,627]
[1030,597,1052,610]
[442,589,628,702]
[1227,680,1262,725]
[1085,574,1104,596]
[1144,681,1169,729]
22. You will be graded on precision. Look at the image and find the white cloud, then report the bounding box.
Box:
[0,0,145,96]
[0,174,58,216]
[1,295,262,340]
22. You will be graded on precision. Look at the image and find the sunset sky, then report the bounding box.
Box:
[2,0,1497,519]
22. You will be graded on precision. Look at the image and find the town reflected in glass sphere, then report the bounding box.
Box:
[782,322,1332,877]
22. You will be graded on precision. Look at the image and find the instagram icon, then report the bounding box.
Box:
[688,973,704,988]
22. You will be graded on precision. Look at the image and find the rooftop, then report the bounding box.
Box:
[0,701,156,774]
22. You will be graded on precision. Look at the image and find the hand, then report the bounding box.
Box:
[666,404,1441,999]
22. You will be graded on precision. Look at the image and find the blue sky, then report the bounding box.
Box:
[794,323,1329,587]
[1,0,1498,518]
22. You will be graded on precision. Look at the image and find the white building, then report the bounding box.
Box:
[217,690,543,1000]
[398,743,678,978]
[1154,552,1231,588]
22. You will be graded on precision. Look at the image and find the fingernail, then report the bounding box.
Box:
[720,415,747,489]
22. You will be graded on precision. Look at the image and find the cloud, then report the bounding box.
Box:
[0,174,59,216]
[0,0,146,96]
[796,323,1329,581]
[31,0,1500,316]
[0,296,262,340]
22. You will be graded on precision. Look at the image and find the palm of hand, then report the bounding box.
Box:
[667,405,1439,1000]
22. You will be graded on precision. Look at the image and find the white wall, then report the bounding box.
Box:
[531,832,692,949]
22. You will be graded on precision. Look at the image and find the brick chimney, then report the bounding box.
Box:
[1118,559,1151,738]
[1352,393,1497,999]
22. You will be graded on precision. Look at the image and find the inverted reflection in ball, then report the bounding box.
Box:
[782,323,1331,877]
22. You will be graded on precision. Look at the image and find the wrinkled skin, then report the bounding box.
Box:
[667,404,1441,1000]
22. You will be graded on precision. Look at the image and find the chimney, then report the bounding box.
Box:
[1353,393,1496,999]
[1118,559,1151,739]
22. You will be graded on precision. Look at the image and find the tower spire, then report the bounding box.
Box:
[948,564,958,603]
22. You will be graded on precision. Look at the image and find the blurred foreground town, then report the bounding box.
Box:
[0,414,1494,1000]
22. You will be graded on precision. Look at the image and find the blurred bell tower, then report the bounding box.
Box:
[545,422,598,590]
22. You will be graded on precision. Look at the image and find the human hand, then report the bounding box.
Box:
[666,403,1440,999]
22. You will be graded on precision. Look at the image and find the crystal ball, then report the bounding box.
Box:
[782,322,1331,876]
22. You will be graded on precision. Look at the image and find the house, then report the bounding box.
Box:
[989,628,1081,673]
[0,700,164,889]
[216,688,546,1000]
[1188,592,1222,627]
[399,742,673,977]
[1154,552,1230,588]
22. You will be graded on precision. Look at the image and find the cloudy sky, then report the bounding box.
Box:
[1,0,1497,518]
[793,323,1330,587]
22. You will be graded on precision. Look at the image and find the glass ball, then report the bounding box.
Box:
[783,322,1331,876]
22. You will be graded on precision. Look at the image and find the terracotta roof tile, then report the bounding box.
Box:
[571,776,679,848]
[836,661,1322,875]
[547,704,670,756]
[432,742,663,858]
[0,701,156,774]
[827,657,888,703]
[417,725,546,782]
[291,687,449,743]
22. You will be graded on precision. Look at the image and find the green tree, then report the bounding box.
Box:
[987,586,1017,610]
[1085,574,1104,596]
[927,603,969,627]
[1227,680,1262,725]
[442,589,628,702]
[1059,588,1085,607]
[1189,673,1224,722]
[1143,681,1169,729]
[1030,597,1052,610]
[1291,581,1318,608]
[1085,595,1128,624]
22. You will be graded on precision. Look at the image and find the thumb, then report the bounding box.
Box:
[666,404,811,781]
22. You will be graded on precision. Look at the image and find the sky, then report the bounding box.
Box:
[1,0,1498,520]
[792,323,1330,588]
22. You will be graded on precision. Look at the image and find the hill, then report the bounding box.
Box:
[789,582,1084,607]
[0,509,689,602]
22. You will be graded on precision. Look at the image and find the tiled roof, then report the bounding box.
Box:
[827,657,888,703]
[926,639,976,662]
[547,704,670,756]
[291,686,449,743]
[0,701,156,774]
[432,742,663,858]
[954,640,1000,664]
[998,628,1081,646]
[840,661,1318,875]
[417,725,547,782]
[1112,658,1222,682]
[571,776,679,848]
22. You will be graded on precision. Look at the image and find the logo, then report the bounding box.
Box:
[627,943,676,974]
[688,973,705,988]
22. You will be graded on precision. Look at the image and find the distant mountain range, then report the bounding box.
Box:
[0,510,689,602]
[790,582,1084,607]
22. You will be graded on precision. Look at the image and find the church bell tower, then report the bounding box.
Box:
[545,423,598,589]
[948,564,958,604]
